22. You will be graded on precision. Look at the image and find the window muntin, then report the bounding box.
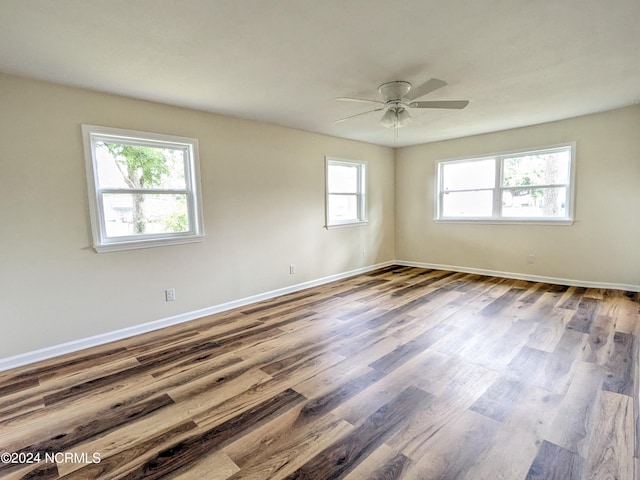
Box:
[436,144,575,223]
[83,125,204,252]
[326,157,367,227]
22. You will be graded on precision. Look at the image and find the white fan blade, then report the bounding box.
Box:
[409,100,469,109]
[334,108,384,123]
[336,97,385,106]
[405,78,447,101]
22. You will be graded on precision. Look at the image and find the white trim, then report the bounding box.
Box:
[0,261,394,373]
[396,260,640,292]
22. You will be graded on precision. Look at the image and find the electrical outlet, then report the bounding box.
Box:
[527,254,536,264]
[362,249,367,258]
[165,288,176,302]
[289,264,296,275]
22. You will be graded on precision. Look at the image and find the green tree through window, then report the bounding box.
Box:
[101,143,170,233]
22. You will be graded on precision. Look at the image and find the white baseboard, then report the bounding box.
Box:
[0,261,394,373]
[396,260,640,292]
[3,259,635,373]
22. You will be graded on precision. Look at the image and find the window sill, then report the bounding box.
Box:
[434,218,575,226]
[93,234,204,253]
[325,221,368,230]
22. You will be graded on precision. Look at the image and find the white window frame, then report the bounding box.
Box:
[435,143,576,224]
[82,124,204,252]
[325,157,367,228]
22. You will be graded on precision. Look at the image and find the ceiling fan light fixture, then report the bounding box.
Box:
[380,109,398,128]
[397,107,412,127]
[380,107,412,129]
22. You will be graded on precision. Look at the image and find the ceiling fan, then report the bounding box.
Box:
[335,78,469,128]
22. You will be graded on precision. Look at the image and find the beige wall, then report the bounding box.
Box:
[395,105,640,287]
[0,74,395,358]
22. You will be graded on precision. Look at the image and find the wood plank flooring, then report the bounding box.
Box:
[0,266,638,479]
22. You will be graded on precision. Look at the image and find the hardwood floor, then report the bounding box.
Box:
[0,266,638,479]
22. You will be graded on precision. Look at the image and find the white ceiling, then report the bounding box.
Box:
[1,0,639,147]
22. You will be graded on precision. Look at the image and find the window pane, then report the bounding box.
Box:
[502,149,570,187]
[502,187,567,217]
[441,190,493,217]
[328,194,358,222]
[102,193,190,237]
[328,164,359,193]
[95,142,187,190]
[442,159,495,191]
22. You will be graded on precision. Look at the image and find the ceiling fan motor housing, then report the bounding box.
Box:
[378,81,412,102]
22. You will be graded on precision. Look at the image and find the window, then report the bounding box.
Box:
[325,157,367,227]
[82,125,204,252]
[436,143,575,223]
